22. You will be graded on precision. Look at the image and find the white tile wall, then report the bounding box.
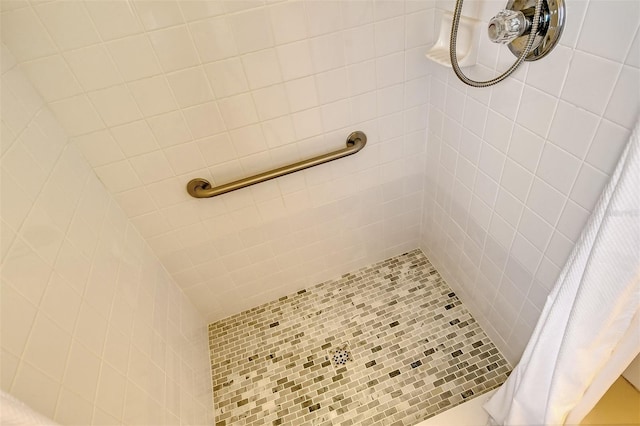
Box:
[421,0,639,363]
[2,0,436,322]
[0,51,212,424]
[4,0,636,369]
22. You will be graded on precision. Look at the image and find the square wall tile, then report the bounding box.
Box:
[604,65,640,129]
[1,7,57,62]
[164,143,206,175]
[341,0,374,28]
[285,77,319,112]
[94,363,126,420]
[229,125,268,157]
[569,163,609,211]
[374,0,405,20]
[374,16,405,56]
[405,9,433,48]
[561,51,621,115]
[309,33,346,73]
[147,111,192,147]
[128,76,178,117]
[133,0,184,31]
[11,361,60,419]
[189,16,238,63]
[262,116,297,149]
[218,94,259,130]
[23,313,71,382]
[316,68,349,104]
[626,29,640,67]
[577,0,640,63]
[500,159,533,202]
[483,110,513,153]
[525,45,572,97]
[21,56,82,102]
[197,133,237,166]
[149,26,200,73]
[376,52,405,88]
[586,119,629,174]
[276,40,315,81]
[1,285,38,357]
[183,102,226,139]
[556,200,590,243]
[548,101,598,159]
[515,86,557,138]
[74,130,124,167]
[3,237,53,305]
[252,85,290,121]
[129,151,174,184]
[166,67,213,108]
[94,160,142,193]
[304,0,342,37]
[49,95,104,137]
[230,8,274,54]
[55,388,94,425]
[545,231,574,268]
[489,78,523,121]
[84,0,143,41]
[205,58,249,99]
[62,340,101,400]
[179,1,226,22]
[462,97,487,138]
[242,49,283,90]
[348,60,376,96]
[34,1,100,51]
[494,188,524,227]
[343,24,376,65]
[269,0,308,45]
[107,35,162,81]
[508,125,544,172]
[536,143,581,195]
[115,187,158,217]
[64,46,123,92]
[525,178,566,226]
[40,274,81,334]
[88,85,142,127]
[478,144,505,183]
[110,120,160,157]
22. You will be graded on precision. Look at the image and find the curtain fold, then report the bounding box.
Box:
[0,390,59,425]
[484,116,640,425]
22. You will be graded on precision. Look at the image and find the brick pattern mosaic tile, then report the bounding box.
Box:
[208,249,511,425]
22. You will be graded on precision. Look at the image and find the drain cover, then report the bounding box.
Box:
[330,347,351,366]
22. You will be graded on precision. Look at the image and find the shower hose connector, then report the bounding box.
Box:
[449,0,544,87]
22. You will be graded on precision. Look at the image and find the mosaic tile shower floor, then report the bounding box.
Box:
[208,249,511,425]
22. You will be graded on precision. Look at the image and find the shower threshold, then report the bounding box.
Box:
[208,249,510,425]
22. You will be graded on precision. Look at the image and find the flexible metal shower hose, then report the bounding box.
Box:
[449,0,545,87]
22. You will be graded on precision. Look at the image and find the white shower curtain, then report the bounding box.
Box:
[0,390,59,425]
[484,117,640,426]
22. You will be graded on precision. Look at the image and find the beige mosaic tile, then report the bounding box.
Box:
[209,249,511,425]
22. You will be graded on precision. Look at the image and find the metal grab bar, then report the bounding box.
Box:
[186,130,367,198]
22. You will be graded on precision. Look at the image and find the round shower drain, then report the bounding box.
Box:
[331,348,351,366]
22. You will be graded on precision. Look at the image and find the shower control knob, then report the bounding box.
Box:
[488,9,529,44]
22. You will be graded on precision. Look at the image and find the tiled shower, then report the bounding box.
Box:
[0,0,637,425]
[209,250,510,425]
